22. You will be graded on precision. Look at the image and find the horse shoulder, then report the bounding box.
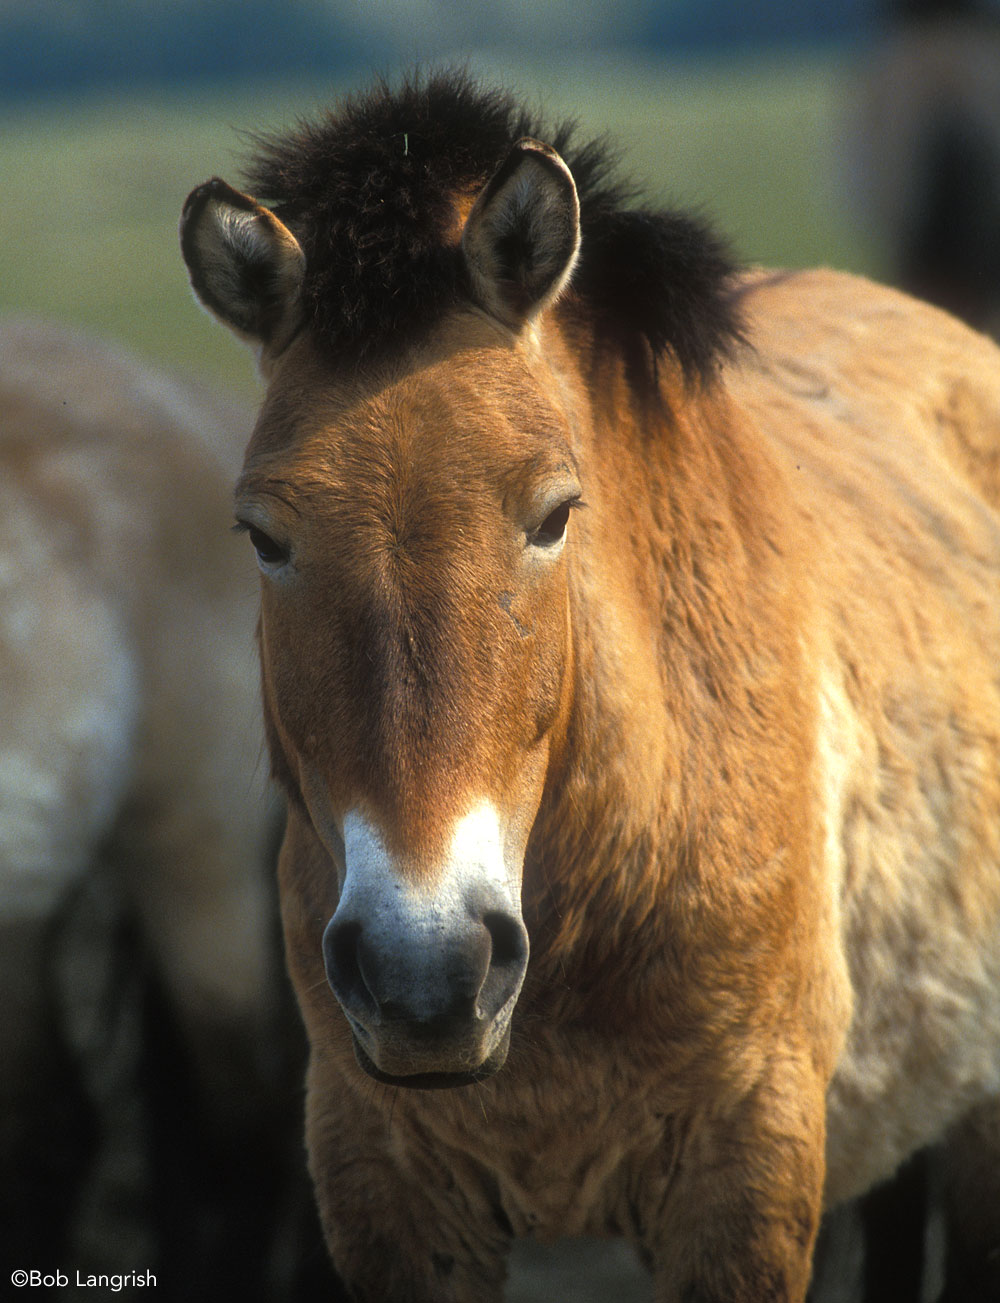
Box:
[726,271,1000,1200]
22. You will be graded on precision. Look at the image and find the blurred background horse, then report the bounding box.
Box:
[855,0,1000,335]
[0,319,336,1300]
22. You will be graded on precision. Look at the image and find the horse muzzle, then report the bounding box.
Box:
[321,807,529,1087]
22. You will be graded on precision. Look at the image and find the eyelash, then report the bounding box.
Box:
[529,495,583,547]
[233,520,289,566]
[231,495,584,563]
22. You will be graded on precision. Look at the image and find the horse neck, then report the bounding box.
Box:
[524,328,789,996]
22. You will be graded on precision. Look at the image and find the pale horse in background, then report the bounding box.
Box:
[0,319,299,1292]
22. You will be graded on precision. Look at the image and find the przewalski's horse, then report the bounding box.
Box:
[0,320,287,1285]
[180,72,1000,1302]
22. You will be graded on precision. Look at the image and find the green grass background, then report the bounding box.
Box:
[0,49,887,402]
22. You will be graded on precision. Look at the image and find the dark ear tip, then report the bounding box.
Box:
[511,139,575,186]
[512,137,564,165]
[477,138,577,222]
[180,178,229,243]
[181,180,211,225]
[182,177,256,223]
[180,178,265,260]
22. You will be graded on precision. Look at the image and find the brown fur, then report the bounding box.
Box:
[252,281,999,1300]
[182,81,1000,1302]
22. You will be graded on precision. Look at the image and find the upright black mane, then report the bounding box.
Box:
[246,69,743,381]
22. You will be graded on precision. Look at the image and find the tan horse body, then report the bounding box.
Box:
[182,74,1000,1302]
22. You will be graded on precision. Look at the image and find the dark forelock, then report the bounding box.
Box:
[245,68,743,381]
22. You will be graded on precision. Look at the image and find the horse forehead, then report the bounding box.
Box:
[254,318,557,462]
[349,351,540,459]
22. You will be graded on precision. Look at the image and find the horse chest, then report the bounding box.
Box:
[405,1065,670,1241]
[491,1128,636,1238]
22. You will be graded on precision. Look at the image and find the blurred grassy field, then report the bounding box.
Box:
[0,49,885,402]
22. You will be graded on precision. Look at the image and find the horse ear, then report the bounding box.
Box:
[462,138,581,330]
[180,178,305,356]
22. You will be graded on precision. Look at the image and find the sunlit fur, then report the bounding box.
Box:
[183,73,1000,1303]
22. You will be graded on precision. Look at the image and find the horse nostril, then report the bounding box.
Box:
[484,911,528,971]
[478,911,529,1022]
[324,918,377,1018]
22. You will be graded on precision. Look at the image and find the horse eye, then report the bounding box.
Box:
[247,525,288,567]
[530,499,575,548]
